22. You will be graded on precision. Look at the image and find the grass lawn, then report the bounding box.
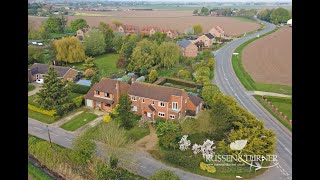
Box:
[69,92,83,99]
[254,95,292,131]
[28,110,56,124]
[28,161,53,180]
[28,95,39,107]
[60,112,98,131]
[72,53,124,77]
[28,84,36,92]
[157,63,186,78]
[48,32,76,39]
[125,121,150,142]
[231,27,292,95]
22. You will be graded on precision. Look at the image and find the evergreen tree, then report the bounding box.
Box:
[115,94,134,130]
[36,67,70,115]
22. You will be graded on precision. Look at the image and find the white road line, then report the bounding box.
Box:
[275,138,292,155]
[65,138,72,141]
[33,127,43,131]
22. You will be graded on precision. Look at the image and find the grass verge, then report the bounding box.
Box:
[60,112,98,131]
[254,95,292,131]
[28,110,56,124]
[28,161,54,180]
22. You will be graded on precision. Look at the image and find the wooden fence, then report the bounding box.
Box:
[261,96,292,125]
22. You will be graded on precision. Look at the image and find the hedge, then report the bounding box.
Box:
[28,104,56,117]
[69,83,91,94]
[156,76,203,89]
[72,95,84,108]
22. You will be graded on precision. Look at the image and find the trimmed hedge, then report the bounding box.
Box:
[28,104,56,117]
[72,95,84,108]
[69,83,91,94]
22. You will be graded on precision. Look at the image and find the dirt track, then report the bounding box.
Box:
[28,10,260,36]
[242,27,292,85]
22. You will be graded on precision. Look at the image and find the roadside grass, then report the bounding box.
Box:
[28,161,53,180]
[28,110,56,124]
[231,27,292,95]
[232,16,257,22]
[72,53,124,76]
[74,12,112,16]
[262,95,292,120]
[254,95,292,131]
[60,112,98,131]
[28,84,36,92]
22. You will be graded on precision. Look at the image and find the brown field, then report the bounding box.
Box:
[242,27,292,85]
[28,10,260,36]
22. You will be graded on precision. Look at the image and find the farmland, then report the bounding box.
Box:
[28,10,261,36]
[242,26,292,85]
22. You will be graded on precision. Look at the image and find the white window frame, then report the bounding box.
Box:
[142,98,145,103]
[158,112,165,117]
[152,100,155,105]
[104,92,110,97]
[132,106,137,111]
[158,101,165,107]
[169,114,175,119]
[131,96,137,101]
[172,102,178,110]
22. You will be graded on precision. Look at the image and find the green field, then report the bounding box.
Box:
[60,112,98,131]
[28,161,54,180]
[73,53,124,77]
[28,110,56,124]
[28,84,36,92]
[232,27,292,95]
[254,95,292,131]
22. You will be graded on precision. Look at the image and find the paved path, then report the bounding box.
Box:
[214,19,292,180]
[253,91,291,98]
[28,118,216,180]
[28,83,42,96]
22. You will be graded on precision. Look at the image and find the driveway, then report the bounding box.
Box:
[28,82,42,96]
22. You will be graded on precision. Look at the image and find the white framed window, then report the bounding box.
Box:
[104,92,110,97]
[172,102,178,110]
[132,106,137,111]
[158,112,165,117]
[152,100,155,105]
[169,114,175,119]
[96,90,100,95]
[142,98,145,103]
[185,99,187,103]
[158,101,165,107]
[131,96,137,101]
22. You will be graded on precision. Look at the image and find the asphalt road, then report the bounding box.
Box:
[213,20,292,180]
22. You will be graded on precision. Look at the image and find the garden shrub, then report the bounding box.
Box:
[69,83,91,94]
[150,170,180,180]
[199,162,216,173]
[103,115,112,123]
[28,104,56,117]
[72,96,84,108]
[163,150,201,170]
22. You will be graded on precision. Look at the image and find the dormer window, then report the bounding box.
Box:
[95,90,100,95]
[158,101,165,107]
[131,96,137,101]
[104,92,110,98]
[152,100,155,105]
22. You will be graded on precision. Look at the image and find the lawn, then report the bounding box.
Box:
[125,121,150,141]
[60,112,98,131]
[48,32,76,39]
[254,95,292,131]
[28,110,56,124]
[28,92,83,107]
[72,53,124,77]
[69,92,83,99]
[28,84,36,92]
[28,161,53,180]
[231,27,292,95]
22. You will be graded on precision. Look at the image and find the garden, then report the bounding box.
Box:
[154,77,202,93]
[60,111,98,131]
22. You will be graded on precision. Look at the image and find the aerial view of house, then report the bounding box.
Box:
[177,39,198,57]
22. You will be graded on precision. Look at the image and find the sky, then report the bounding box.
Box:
[102,0,291,2]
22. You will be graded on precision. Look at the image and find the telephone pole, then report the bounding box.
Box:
[46,125,52,147]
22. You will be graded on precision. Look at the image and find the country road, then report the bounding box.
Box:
[213,20,292,180]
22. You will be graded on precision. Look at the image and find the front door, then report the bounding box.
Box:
[35,74,40,80]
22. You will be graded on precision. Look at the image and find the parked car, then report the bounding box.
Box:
[36,79,44,84]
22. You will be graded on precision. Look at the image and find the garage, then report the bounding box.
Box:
[86,99,93,108]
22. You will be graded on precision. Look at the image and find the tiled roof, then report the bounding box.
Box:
[128,82,184,102]
[188,94,203,106]
[177,39,192,48]
[205,33,215,39]
[30,63,72,77]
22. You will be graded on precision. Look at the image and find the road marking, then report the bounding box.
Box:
[65,138,72,141]
[275,139,292,155]
[33,127,43,131]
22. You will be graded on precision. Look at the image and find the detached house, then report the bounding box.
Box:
[128,82,203,121]
[177,39,198,57]
[28,63,81,83]
[141,26,159,36]
[76,28,90,41]
[84,78,130,111]
[209,26,225,38]
[113,25,140,35]
[195,33,215,47]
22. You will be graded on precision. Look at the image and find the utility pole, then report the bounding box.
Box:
[47,125,52,147]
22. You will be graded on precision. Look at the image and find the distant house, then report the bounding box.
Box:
[177,39,198,57]
[160,29,179,39]
[28,63,81,83]
[287,19,292,26]
[140,26,159,36]
[209,26,224,38]
[84,78,130,111]
[76,28,90,41]
[113,24,140,35]
[195,33,215,47]
[210,9,223,16]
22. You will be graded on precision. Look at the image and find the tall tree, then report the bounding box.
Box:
[193,24,203,35]
[149,32,167,45]
[28,46,45,64]
[53,36,86,64]
[83,29,106,56]
[158,42,180,69]
[44,15,67,33]
[120,34,140,60]
[112,32,124,53]
[127,39,158,72]
[201,84,221,107]
[200,7,209,15]
[70,18,89,31]
[115,94,134,130]
[98,22,115,53]
[270,8,291,24]
[36,67,70,113]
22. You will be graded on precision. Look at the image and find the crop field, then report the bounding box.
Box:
[242,27,292,85]
[28,10,260,36]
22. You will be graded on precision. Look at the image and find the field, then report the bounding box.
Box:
[28,10,261,36]
[242,27,292,85]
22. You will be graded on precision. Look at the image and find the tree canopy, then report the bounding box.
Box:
[83,29,106,56]
[70,18,89,31]
[193,24,203,35]
[158,42,180,69]
[44,15,67,33]
[270,8,291,24]
[53,36,86,64]
[98,22,115,52]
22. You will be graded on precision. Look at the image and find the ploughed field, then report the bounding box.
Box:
[28,10,260,36]
[242,27,292,85]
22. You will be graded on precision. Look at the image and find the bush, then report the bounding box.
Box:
[72,96,84,108]
[69,83,91,94]
[28,104,56,117]
[110,156,118,169]
[150,170,180,180]
[163,150,201,170]
[177,69,190,79]
[103,115,112,122]
[84,69,96,78]
[199,162,216,173]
